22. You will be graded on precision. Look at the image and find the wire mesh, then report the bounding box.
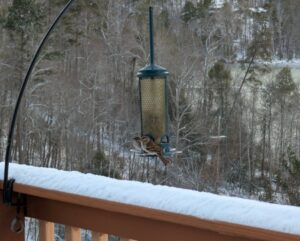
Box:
[140,78,167,144]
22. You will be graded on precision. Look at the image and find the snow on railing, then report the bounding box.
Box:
[0,163,300,241]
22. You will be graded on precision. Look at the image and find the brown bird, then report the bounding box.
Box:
[133,136,143,152]
[140,135,171,166]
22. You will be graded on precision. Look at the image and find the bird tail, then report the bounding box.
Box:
[158,155,172,166]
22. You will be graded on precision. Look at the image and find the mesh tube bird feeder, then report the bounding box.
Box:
[137,7,170,153]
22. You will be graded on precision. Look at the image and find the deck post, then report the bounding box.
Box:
[92,232,109,241]
[65,226,81,241]
[39,221,54,241]
[0,201,24,241]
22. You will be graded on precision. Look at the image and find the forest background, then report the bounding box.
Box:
[1,0,300,206]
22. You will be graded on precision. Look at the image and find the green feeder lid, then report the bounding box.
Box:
[137,64,169,78]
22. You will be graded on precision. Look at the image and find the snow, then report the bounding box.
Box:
[209,135,227,139]
[236,56,300,68]
[212,0,225,9]
[1,163,300,236]
[268,58,300,67]
[249,7,267,13]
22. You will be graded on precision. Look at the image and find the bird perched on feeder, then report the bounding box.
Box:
[132,136,143,152]
[140,135,171,166]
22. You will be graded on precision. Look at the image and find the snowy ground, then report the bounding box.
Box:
[266,58,300,67]
[0,162,300,236]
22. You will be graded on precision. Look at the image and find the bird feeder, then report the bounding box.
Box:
[137,7,170,153]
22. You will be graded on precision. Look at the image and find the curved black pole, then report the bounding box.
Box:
[3,0,76,204]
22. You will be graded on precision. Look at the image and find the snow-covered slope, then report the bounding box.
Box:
[0,162,299,235]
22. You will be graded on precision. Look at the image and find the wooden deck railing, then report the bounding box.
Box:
[1,181,300,241]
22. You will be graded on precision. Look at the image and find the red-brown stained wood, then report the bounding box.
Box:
[25,195,255,241]
[0,198,24,241]
[65,226,81,241]
[39,221,54,241]
[1,182,300,241]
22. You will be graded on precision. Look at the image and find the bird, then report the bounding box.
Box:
[140,135,171,166]
[132,136,143,152]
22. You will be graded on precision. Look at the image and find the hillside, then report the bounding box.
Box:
[0,0,300,206]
